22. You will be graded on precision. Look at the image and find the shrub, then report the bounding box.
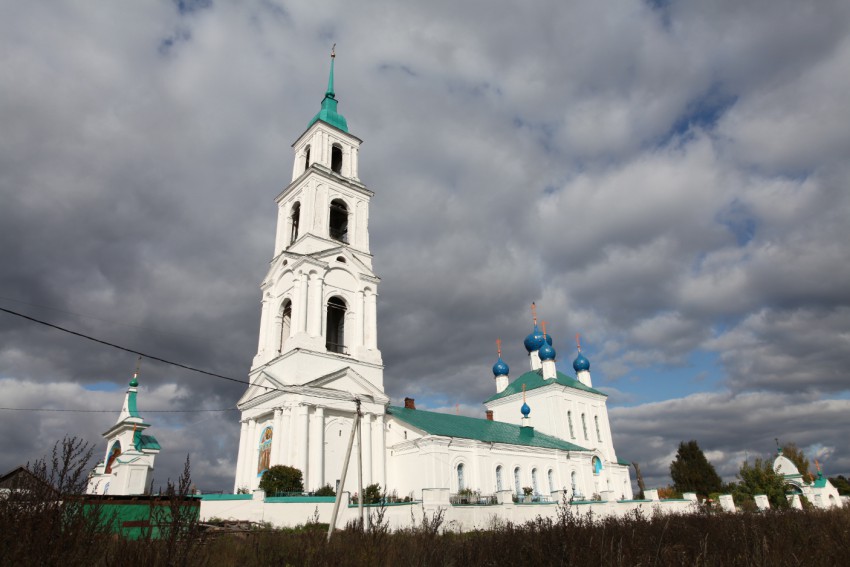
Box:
[258,465,303,495]
[314,484,336,497]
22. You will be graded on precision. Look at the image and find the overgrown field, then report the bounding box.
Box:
[3,504,849,566]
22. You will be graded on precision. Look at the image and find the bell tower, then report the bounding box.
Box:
[253,47,381,376]
[233,50,388,493]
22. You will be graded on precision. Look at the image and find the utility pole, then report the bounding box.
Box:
[327,398,361,541]
[356,399,367,531]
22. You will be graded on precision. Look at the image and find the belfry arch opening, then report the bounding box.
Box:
[279,299,292,352]
[289,202,301,245]
[331,144,343,174]
[304,145,311,172]
[326,296,347,354]
[329,199,349,243]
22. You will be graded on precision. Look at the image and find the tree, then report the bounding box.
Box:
[734,457,788,509]
[781,442,811,481]
[258,465,303,495]
[828,475,850,496]
[669,440,723,497]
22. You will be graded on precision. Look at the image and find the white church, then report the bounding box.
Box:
[85,53,847,523]
[229,51,634,503]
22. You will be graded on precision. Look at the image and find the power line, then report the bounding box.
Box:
[0,306,251,388]
[0,407,239,413]
[0,305,364,410]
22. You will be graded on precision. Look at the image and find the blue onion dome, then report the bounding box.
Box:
[539,341,556,361]
[492,357,510,376]
[545,333,553,346]
[573,352,590,372]
[521,402,531,417]
[524,325,546,352]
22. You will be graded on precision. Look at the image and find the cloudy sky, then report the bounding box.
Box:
[2,0,849,491]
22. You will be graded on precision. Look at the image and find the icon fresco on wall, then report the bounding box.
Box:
[257,426,273,475]
[105,441,121,474]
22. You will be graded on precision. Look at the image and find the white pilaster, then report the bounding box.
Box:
[297,272,309,333]
[257,297,270,355]
[354,290,365,349]
[243,419,257,488]
[309,407,325,489]
[285,405,296,465]
[362,413,373,487]
[365,290,377,350]
[270,408,283,466]
[373,414,386,488]
[297,405,309,483]
[307,274,323,338]
[234,420,249,492]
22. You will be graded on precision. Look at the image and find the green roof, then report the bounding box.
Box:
[388,406,588,452]
[134,431,160,451]
[617,458,632,467]
[813,476,828,488]
[127,390,139,418]
[308,53,348,133]
[485,369,607,403]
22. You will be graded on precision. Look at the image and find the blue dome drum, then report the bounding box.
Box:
[573,352,590,372]
[539,342,556,361]
[524,326,545,352]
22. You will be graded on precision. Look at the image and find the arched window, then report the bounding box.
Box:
[279,300,292,352]
[532,468,539,496]
[326,296,347,354]
[105,441,121,474]
[567,411,575,438]
[592,456,602,476]
[331,143,343,174]
[329,199,349,243]
[514,467,521,496]
[496,466,503,492]
[457,463,465,492]
[289,202,301,245]
[595,415,602,442]
[571,471,578,499]
[304,145,311,172]
[581,413,588,440]
[548,469,555,493]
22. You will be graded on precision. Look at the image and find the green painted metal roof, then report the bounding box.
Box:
[134,431,160,451]
[127,390,139,418]
[388,406,588,452]
[484,369,606,403]
[617,458,632,467]
[308,54,348,133]
[813,476,828,488]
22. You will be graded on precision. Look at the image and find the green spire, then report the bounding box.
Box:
[326,46,335,97]
[308,46,349,133]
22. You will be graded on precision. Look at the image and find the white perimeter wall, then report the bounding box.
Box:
[200,490,696,532]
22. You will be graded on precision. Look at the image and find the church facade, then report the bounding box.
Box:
[231,52,634,502]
